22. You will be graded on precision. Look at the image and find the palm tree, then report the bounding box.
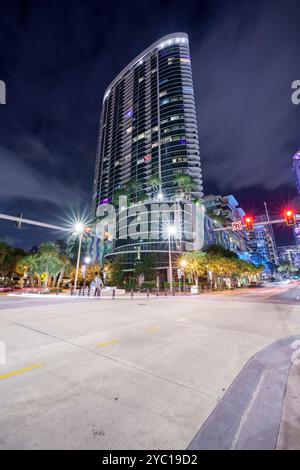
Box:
[0,242,26,281]
[172,174,198,200]
[126,179,143,203]
[112,187,129,208]
[148,174,162,198]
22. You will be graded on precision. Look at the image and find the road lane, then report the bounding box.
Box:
[0,287,299,449]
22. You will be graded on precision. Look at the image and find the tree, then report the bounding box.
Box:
[0,241,26,281]
[16,242,65,288]
[103,257,126,287]
[206,210,227,226]
[277,263,298,276]
[203,244,238,259]
[148,174,162,197]
[183,249,263,288]
[134,254,156,281]
[173,174,198,199]
[113,187,129,208]
[184,251,209,284]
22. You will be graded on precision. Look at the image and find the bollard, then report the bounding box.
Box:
[88,287,91,297]
[70,289,73,296]
[165,289,167,296]
[172,287,175,296]
[131,288,134,299]
[147,289,150,299]
[156,287,159,297]
[99,288,101,297]
[112,288,116,299]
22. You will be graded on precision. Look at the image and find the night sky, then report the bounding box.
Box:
[0,0,300,250]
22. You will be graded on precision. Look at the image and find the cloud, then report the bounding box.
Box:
[191,0,300,192]
[0,141,88,208]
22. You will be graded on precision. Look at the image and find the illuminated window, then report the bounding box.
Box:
[138,77,144,83]
[159,90,168,97]
[172,157,187,163]
[126,126,132,134]
[125,109,133,119]
[183,86,193,94]
[180,58,191,64]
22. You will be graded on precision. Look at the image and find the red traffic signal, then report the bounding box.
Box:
[244,215,254,231]
[284,209,295,227]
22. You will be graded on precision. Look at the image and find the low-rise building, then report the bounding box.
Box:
[277,245,300,268]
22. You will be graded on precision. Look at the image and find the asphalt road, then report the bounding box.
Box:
[0,285,300,450]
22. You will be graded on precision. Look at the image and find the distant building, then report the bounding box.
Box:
[204,194,245,224]
[203,194,248,253]
[204,215,248,255]
[246,215,278,266]
[292,150,300,195]
[292,150,300,244]
[277,245,300,268]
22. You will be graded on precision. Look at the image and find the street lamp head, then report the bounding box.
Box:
[84,256,91,264]
[74,222,84,234]
[157,191,164,201]
[180,259,187,268]
[167,224,177,236]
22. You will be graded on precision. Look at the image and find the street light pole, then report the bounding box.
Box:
[168,233,173,293]
[82,256,91,295]
[73,230,83,294]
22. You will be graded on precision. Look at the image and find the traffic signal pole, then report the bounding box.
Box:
[213,216,300,232]
[0,213,69,232]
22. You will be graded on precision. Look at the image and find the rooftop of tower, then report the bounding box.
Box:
[103,32,189,100]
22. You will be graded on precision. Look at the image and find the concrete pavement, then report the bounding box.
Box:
[0,285,300,449]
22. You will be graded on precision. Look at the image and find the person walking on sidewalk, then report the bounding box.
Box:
[94,272,104,297]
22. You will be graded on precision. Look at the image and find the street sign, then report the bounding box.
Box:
[41,273,48,281]
[231,221,242,231]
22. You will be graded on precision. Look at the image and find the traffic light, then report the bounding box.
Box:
[244,215,254,231]
[284,209,296,227]
[15,213,23,229]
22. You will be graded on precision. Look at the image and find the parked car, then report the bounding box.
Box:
[248,281,263,288]
[0,286,13,292]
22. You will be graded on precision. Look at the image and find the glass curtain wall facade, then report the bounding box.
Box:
[92,32,203,213]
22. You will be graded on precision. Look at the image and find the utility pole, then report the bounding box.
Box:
[264,202,279,265]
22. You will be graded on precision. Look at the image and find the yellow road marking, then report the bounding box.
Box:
[0,363,43,381]
[96,339,119,348]
[147,326,160,333]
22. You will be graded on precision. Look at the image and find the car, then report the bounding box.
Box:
[248,282,263,288]
[0,286,13,292]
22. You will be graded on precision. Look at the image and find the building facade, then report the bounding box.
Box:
[92,32,203,213]
[246,215,278,266]
[91,33,204,268]
[204,194,245,224]
[292,150,300,244]
[292,150,300,195]
[277,245,300,268]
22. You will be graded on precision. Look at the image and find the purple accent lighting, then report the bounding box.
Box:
[125,109,133,119]
[99,196,112,205]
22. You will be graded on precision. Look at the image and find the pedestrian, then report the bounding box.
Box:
[94,272,104,297]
